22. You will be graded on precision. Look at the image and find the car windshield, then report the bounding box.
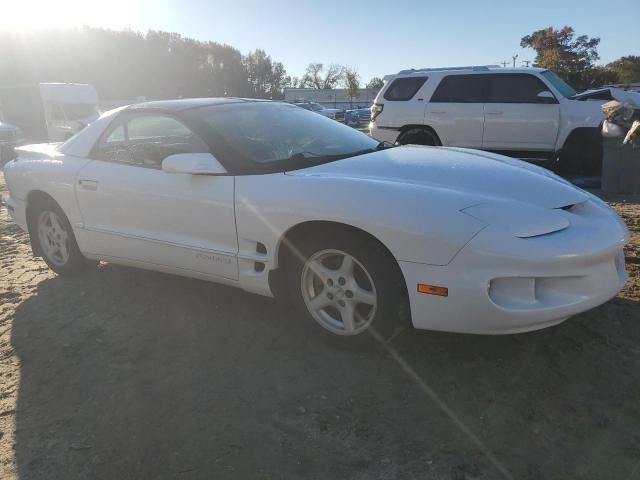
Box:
[540,70,577,98]
[185,102,381,172]
[308,103,323,111]
[62,103,99,120]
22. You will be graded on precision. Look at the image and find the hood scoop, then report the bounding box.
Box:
[462,202,570,238]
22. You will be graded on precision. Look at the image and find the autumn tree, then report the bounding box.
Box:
[343,67,360,108]
[607,56,640,84]
[520,26,615,90]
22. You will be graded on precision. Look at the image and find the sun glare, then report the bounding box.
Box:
[0,0,143,31]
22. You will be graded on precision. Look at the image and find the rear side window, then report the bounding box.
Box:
[383,77,428,101]
[488,74,553,103]
[430,75,487,103]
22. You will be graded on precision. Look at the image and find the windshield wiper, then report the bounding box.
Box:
[278,142,396,170]
[336,141,395,159]
[375,141,395,150]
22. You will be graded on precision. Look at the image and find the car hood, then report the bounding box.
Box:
[286,145,588,209]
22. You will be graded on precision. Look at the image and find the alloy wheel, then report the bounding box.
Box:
[300,249,378,336]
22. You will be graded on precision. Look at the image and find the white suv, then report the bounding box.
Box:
[370,66,639,172]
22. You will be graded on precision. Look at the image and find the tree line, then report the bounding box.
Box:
[0,27,380,101]
[0,26,636,103]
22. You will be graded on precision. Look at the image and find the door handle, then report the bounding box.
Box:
[485,111,504,115]
[78,179,99,191]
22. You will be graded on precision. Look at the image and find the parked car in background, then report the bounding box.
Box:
[0,121,24,164]
[345,106,372,126]
[3,98,628,345]
[370,66,640,173]
[293,101,345,123]
[0,83,99,143]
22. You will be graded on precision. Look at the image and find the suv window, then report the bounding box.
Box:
[383,77,428,101]
[96,113,209,167]
[487,74,553,103]
[430,75,487,103]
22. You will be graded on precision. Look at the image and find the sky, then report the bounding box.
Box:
[0,0,636,82]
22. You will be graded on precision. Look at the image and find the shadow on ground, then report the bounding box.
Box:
[10,264,640,479]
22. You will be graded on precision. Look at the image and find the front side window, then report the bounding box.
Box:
[383,77,428,101]
[62,104,99,121]
[540,70,577,98]
[430,75,487,103]
[95,113,209,167]
[48,103,66,121]
[487,74,555,103]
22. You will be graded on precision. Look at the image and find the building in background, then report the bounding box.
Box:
[284,88,379,109]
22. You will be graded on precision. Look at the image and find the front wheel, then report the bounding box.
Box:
[287,230,407,346]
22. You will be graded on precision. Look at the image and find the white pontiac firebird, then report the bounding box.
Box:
[2,98,629,344]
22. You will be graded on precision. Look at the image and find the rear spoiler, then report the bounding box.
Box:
[14,143,64,160]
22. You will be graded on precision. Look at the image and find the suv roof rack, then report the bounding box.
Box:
[397,65,500,75]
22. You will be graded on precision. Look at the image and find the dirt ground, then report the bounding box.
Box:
[1,172,639,480]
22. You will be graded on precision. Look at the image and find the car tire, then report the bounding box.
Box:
[287,229,408,348]
[31,200,96,275]
[557,129,602,176]
[397,128,439,146]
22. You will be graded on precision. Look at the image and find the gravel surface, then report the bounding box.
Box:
[1,173,639,480]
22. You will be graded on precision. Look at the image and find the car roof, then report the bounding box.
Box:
[123,97,270,113]
[390,67,546,79]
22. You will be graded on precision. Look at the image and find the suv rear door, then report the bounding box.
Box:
[482,73,560,152]
[426,74,487,148]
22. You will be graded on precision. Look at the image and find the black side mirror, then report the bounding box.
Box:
[536,91,557,104]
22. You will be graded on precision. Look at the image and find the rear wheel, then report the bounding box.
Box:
[287,229,407,347]
[556,129,602,176]
[397,128,439,146]
[32,201,95,275]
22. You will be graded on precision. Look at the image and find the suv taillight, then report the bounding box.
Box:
[371,103,384,121]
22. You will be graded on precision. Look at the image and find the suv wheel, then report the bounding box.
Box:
[397,128,439,146]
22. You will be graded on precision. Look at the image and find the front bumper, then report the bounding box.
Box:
[2,194,28,232]
[369,124,399,143]
[400,199,629,334]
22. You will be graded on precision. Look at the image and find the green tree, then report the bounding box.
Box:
[343,67,360,108]
[607,56,640,84]
[520,26,611,90]
[366,77,384,90]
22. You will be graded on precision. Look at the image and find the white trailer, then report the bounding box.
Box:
[0,83,99,142]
